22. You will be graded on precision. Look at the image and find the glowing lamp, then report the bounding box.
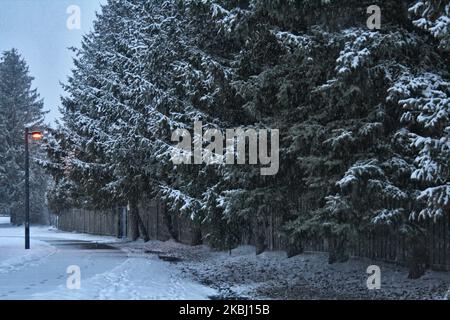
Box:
[31,131,43,141]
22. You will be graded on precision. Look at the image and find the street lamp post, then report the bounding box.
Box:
[24,127,43,250]
[24,128,30,249]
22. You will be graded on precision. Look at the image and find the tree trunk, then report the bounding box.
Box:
[407,236,428,279]
[129,200,140,241]
[328,235,349,264]
[10,207,22,226]
[191,222,203,246]
[136,207,150,242]
[287,237,304,258]
[255,223,266,255]
[164,208,179,241]
[10,210,17,225]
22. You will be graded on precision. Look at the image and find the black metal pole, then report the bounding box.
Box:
[25,127,30,250]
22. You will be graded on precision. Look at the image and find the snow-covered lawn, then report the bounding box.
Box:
[0,217,57,274]
[0,237,56,275]
[113,240,450,300]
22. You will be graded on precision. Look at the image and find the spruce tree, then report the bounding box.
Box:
[42,0,449,276]
[0,49,47,224]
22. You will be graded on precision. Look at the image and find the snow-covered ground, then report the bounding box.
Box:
[0,217,57,275]
[113,240,450,300]
[0,217,10,224]
[0,220,215,300]
[2,216,449,300]
[0,237,56,275]
[33,255,215,300]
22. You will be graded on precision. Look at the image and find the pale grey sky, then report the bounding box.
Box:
[0,0,106,125]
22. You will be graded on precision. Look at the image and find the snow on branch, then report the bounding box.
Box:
[409,1,450,51]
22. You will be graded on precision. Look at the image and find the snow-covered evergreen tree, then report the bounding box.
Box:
[42,0,450,275]
[0,49,47,224]
[319,1,449,275]
[409,0,450,51]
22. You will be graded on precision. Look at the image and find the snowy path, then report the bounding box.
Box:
[0,219,215,300]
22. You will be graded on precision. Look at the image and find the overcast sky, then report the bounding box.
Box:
[0,0,106,125]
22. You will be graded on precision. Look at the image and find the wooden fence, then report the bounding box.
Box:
[57,199,197,243]
[350,215,450,271]
[238,212,450,271]
[56,203,450,271]
[56,207,121,237]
